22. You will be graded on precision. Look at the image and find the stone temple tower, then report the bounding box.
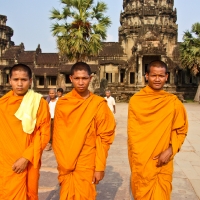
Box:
[119,0,178,89]
[0,15,14,57]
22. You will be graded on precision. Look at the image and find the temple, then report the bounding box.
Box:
[0,0,199,99]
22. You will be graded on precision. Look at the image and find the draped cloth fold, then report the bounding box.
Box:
[0,91,50,200]
[53,89,115,200]
[14,89,42,134]
[128,86,188,200]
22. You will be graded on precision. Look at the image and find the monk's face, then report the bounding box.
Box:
[49,90,56,100]
[70,70,92,94]
[57,91,63,98]
[105,91,111,98]
[146,66,168,90]
[9,70,32,96]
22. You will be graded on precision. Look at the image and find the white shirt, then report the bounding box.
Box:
[104,96,116,113]
[49,99,57,119]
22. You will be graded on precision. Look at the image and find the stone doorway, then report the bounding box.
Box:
[142,55,161,83]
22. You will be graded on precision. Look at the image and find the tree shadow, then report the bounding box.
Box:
[96,165,123,200]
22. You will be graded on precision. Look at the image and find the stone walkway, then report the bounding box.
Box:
[39,102,200,200]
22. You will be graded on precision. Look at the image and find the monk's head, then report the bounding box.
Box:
[105,90,111,98]
[9,63,32,96]
[49,88,57,100]
[70,62,92,96]
[145,60,168,91]
[57,88,64,98]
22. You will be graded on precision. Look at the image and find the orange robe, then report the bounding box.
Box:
[128,86,188,200]
[0,91,50,200]
[53,89,115,200]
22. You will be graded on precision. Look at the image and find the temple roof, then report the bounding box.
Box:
[18,51,35,63]
[36,53,59,65]
[99,60,126,65]
[34,67,58,76]
[1,46,21,59]
[99,42,125,57]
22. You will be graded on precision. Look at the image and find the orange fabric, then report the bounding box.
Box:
[0,91,50,200]
[128,86,188,200]
[53,89,115,200]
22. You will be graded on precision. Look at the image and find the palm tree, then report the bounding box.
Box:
[50,0,111,62]
[180,23,200,101]
[180,23,200,75]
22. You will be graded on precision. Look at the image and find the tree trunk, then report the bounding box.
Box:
[194,83,200,102]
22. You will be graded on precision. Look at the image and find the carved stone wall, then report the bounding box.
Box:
[119,0,178,88]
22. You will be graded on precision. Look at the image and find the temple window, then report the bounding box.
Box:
[6,74,9,84]
[48,76,57,86]
[106,73,112,83]
[38,76,44,86]
[130,72,135,84]
[65,74,71,83]
[120,69,125,83]
[167,72,170,84]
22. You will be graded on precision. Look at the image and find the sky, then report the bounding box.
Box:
[0,0,200,53]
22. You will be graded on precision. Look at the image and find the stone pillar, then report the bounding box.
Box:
[138,55,143,85]
[170,70,174,85]
[31,72,36,89]
[118,68,121,83]
[0,70,2,85]
[44,73,47,88]
[108,73,112,83]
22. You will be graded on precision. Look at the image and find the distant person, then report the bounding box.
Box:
[128,60,188,199]
[0,63,50,199]
[53,62,116,199]
[45,88,57,151]
[57,87,64,98]
[104,90,116,114]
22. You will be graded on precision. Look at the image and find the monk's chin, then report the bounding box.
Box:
[151,85,163,90]
[13,90,28,96]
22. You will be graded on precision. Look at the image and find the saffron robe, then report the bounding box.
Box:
[0,91,50,200]
[128,86,188,200]
[53,89,115,200]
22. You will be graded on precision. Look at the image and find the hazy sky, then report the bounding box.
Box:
[0,0,199,52]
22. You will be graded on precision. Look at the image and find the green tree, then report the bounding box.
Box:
[180,22,200,101]
[50,0,111,62]
[180,23,200,75]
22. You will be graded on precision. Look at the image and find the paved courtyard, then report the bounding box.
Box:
[39,102,200,200]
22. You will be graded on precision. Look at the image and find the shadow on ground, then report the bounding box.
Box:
[39,165,122,200]
[96,165,123,200]
[39,186,60,200]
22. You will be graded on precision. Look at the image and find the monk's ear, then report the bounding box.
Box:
[165,73,169,81]
[145,73,149,81]
[69,75,73,83]
[9,77,11,85]
[29,78,32,87]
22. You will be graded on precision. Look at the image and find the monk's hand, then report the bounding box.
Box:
[12,157,29,174]
[153,145,173,167]
[92,171,105,184]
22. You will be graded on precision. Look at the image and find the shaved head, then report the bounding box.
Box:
[146,60,168,74]
[49,88,56,93]
[10,63,32,79]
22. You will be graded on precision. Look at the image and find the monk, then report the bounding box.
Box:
[53,62,115,200]
[128,60,188,200]
[0,63,50,200]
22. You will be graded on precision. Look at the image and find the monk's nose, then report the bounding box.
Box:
[17,80,23,86]
[78,79,84,85]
